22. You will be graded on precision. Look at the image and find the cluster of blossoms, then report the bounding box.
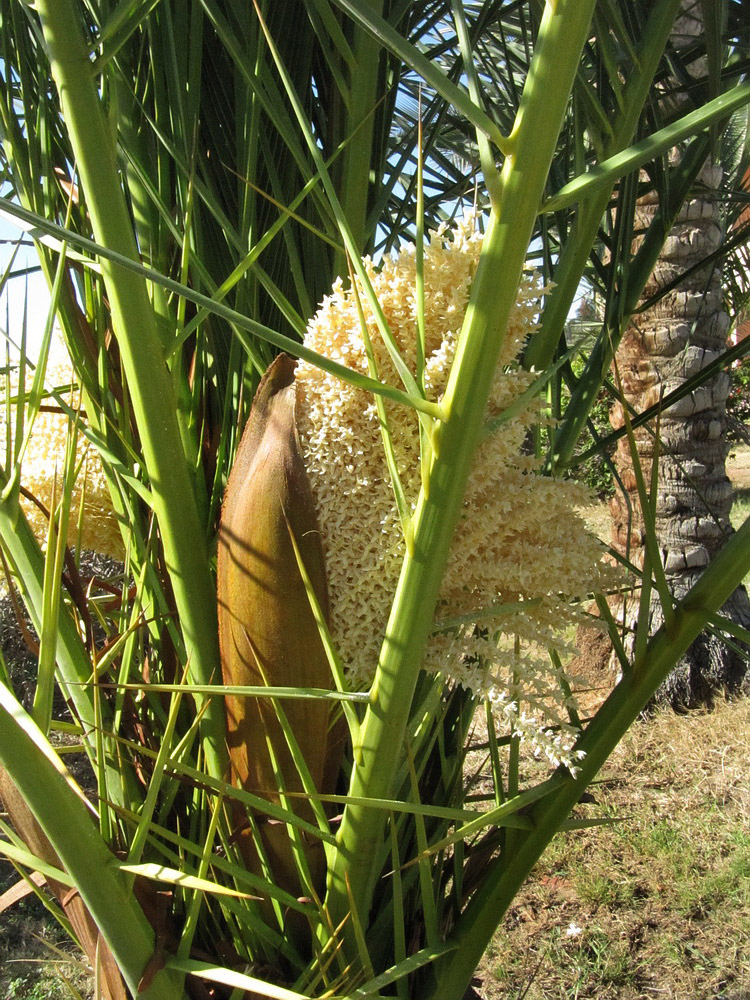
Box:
[295,216,619,769]
[1,334,121,558]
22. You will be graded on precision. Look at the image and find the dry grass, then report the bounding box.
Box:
[728,447,750,493]
[476,698,750,1000]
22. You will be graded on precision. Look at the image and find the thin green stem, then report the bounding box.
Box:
[334,0,384,268]
[328,0,510,155]
[34,0,227,779]
[450,0,502,209]
[525,0,683,373]
[0,198,442,419]
[0,684,185,1000]
[542,78,750,215]
[0,489,134,806]
[546,132,710,474]
[324,0,598,951]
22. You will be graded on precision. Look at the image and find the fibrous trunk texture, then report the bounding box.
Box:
[610,158,750,706]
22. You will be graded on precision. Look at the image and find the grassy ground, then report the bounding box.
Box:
[0,916,91,1000]
[476,698,750,1000]
[2,453,750,999]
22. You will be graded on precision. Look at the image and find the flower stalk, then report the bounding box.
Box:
[325,0,599,940]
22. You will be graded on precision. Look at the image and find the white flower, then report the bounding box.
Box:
[296,215,621,768]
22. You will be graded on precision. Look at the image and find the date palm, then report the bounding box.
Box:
[0,4,749,1000]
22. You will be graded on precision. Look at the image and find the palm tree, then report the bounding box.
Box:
[1,3,750,999]
[607,1,750,706]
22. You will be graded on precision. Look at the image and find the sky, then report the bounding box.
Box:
[0,203,591,366]
[0,212,54,361]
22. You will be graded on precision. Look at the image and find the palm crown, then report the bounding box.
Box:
[0,2,749,998]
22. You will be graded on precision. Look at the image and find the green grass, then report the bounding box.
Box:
[481,697,750,1000]
[0,888,91,1000]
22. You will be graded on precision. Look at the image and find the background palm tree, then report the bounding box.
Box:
[606,0,750,706]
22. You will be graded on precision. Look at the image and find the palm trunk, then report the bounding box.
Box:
[610,153,750,705]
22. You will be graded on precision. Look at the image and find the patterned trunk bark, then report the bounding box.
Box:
[610,158,750,705]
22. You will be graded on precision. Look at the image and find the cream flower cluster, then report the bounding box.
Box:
[1,335,121,558]
[295,217,616,769]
